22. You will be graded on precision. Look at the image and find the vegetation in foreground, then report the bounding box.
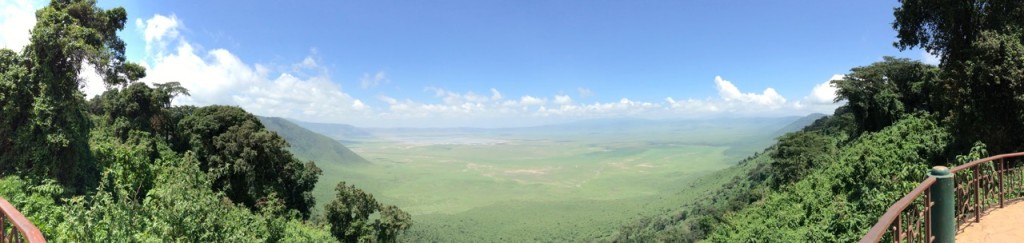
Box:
[5,0,1024,242]
[613,1,1024,241]
[0,1,409,242]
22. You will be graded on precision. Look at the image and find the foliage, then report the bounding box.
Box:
[894,0,1024,153]
[707,115,949,242]
[325,181,412,243]
[893,0,1024,66]
[769,131,837,187]
[952,30,1024,153]
[89,82,187,140]
[802,105,856,139]
[0,1,400,242]
[1,0,154,191]
[0,176,67,237]
[177,105,321,218]
[607,114,843,242]
[832,57,939,133]
[52,152,338,242]
[667,4,1024,241]
[0,50,30,173]
[256,116,369,165]
[956,141,989,164]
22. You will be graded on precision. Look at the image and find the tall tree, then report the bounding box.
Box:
[894,0,1024,152]
[325,181,412,243]
[0,0,146,190]
[90,82,188,140]
[0,50,31,174]
[832,57,939,133]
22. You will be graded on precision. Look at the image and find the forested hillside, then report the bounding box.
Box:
[613,1,1024,241]
[292,120,374,142]
[257,116,370,165]
[0,1,408,242]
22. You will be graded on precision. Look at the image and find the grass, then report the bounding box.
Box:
[308,121,786,242]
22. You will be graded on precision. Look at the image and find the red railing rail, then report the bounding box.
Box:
[0,197,45,243]
[861,152,1024,243]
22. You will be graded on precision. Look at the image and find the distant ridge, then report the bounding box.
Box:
[774,113,827,135]
[257,116,370,164]
[290,120,374,141]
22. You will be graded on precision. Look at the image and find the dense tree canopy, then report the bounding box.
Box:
[895,0,1024,153]
[706,114,950,242]
[832,57,939,133]
[769,131,836,187]
[893,0,1024,67]
[0,1,410,242]
[325,182,412,243]
[616,2,1024,240]
[0,0,144,191]
[176,105,322,218]
[89,82,187,140]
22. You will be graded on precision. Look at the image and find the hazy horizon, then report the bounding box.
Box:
[279,113,823,130]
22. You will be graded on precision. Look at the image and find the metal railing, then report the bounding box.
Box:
[860,152,1024,243]
[0,197,45,243]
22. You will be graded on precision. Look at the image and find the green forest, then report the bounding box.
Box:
[5,0,1024,242]
[609,1,1024,241]
[0,1,408,242]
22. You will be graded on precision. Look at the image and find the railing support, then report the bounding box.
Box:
[974,168,980,223]
[0,197,46,243]
[931,166,955,243]
[999,158,1005,208]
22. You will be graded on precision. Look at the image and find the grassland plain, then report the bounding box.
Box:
[296,117,810,242]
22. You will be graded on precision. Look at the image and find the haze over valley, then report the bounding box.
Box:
[262,115,819,241]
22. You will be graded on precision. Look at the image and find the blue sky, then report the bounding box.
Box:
[2,0,936,127]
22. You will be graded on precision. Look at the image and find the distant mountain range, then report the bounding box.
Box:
[257,116,369,165]
[289,120,374,141]
[259,113,828,166]
[320,115,820,134]
[774,113,827,135]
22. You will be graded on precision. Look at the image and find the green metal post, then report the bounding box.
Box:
[931,166,955,243]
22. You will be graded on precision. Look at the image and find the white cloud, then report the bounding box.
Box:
[659,75,847,116]
[137,14,366,123]
[553,95,573,105]
[140,14,181,55]
[80,61,107,98]
[519,96,547,106]
[143,15,180,43]
[424,87,492,105]
[300,56,317,68]
[71,12,853,127]
[805,74,843,104]
[922,50,941,65]
[665,97,718,112]
[360,71,389,89]
[791,74,846,114]
[0,0,40,52]
[134,17,845,126]
[378,96,398,105]
[713,76,786,108]
[352,99,367,110]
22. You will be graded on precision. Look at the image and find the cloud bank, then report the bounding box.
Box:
[2,10,846,127]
